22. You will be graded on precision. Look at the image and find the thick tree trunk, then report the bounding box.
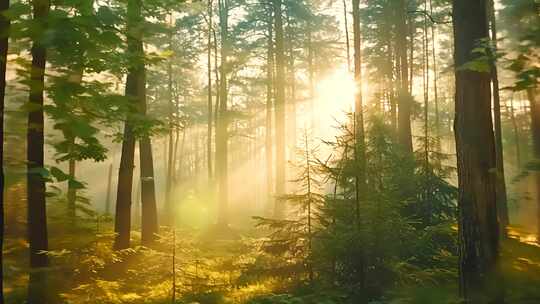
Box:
[453,1,501,301]
[396,0,413,154]
[216,0,229,226]
[114,0,144,250]
[489,0,509,236]
[28,0,49,269]
[0,0,9,301]
[27,0,50,302]
[273,0,286,219]
[140,136,158,245]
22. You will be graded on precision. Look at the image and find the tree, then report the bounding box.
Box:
[0,0,9,301]
[266,7,274,212]
[273,0,286,219]
[396,0,413,154]
[27,0,50,301]
[352,0,366,222]
[216,0,230,226]
[452,0,501,301]
[114,0,145,250]
[488,0,509,237]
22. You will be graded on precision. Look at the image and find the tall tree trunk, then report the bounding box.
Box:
[527,87,540,242]
[114,0,144,250]
[286,11,296,166]
[165,17,174,224]
[343,0,351,72]
[489,0,509,237]
[0,0,9,301]
[216,0,229,226]
[207,0,214,183]
[140,136,158,245]
[27,0,50,302]
[266,9,274,212]
[453,1,501,301]
[273,0,286,219]
[352,0,366,221]
[429,0,441,154]
[396,0,413,154]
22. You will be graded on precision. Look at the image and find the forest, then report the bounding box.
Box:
[0,0,539,303]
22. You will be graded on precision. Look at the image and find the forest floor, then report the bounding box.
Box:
[4,224,540,303]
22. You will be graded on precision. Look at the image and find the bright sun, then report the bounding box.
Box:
[314,65,357,140]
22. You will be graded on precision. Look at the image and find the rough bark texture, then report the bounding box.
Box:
[216,0,229,226]
[0,0,9,301]
[273,0,286,219]
[140,136,158,245]
[136,6,158,247]
[27,0,50,302]
[453,1,501,301]
[27,0,49,271]
[114,0,144,250]
[489,0,509,236]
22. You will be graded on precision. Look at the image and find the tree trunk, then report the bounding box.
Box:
[67,157,76,222]
[352,0,366,222]
[429,0,441,154]
[343,0,351,72]
[207,0,214,183]
[273,0,286,219]
[140,137,158,245]
[114,0,145,250]
[165,18,174,224]
[396,0,413,154]
[27,0,50,302]
[105,162,113,214]
[453,1,501,301]
[216,0,229,226]
[0,0,9,301]
[28,0,49,269]
[527,88,540,242]
[489,0,509,237]
[266,9,274,212]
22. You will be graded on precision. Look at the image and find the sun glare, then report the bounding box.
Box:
[313,66,357,141]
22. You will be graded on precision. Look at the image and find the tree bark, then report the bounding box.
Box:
[27,0,50,302]
[114,0,145,250]
[0,0,9,301]
[273,0,286,219]
[453,0,501,301]
[489,0,509,236]
[27,0,49,272]
[396,0,413,154]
